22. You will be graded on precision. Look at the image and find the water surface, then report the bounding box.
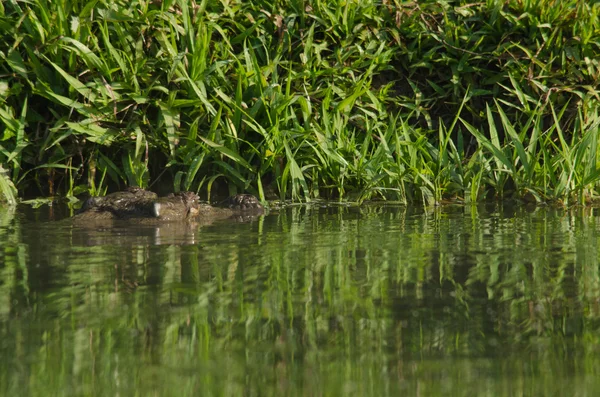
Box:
[1,203,600,396]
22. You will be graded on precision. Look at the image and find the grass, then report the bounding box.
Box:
[0,0,599,204]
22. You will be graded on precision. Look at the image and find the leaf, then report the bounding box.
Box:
[6,49,28,79]
[66,121,116,145]
[184,152,206,191]
[284,138,309,201]
[159,103,180,158]
[59,37,110,76]
[47,59,94,99]
[462,117,513,173]
[495,101,530,174]
[199,136,253,171]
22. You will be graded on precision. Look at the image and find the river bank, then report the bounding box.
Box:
[1,0,599,205]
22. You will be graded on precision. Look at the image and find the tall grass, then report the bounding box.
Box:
[0,0,599,204]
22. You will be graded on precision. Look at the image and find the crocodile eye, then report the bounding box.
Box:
[82,197,98,210]
[152,203,161,217]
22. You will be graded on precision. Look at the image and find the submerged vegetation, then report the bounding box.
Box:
[0,0,599,204]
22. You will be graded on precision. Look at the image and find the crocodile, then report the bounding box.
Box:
[72,187,264,224]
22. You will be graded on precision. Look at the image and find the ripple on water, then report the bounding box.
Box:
[0,203,599,395]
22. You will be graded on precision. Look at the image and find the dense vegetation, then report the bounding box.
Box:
[0,0,599,205]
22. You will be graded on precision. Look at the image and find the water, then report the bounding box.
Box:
[2,203,600,396]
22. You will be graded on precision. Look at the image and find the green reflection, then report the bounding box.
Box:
[1,204,600,395]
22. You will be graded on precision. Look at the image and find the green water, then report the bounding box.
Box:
[1,203,600,396]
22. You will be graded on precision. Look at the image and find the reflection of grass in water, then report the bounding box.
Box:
[1,206,600,394]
